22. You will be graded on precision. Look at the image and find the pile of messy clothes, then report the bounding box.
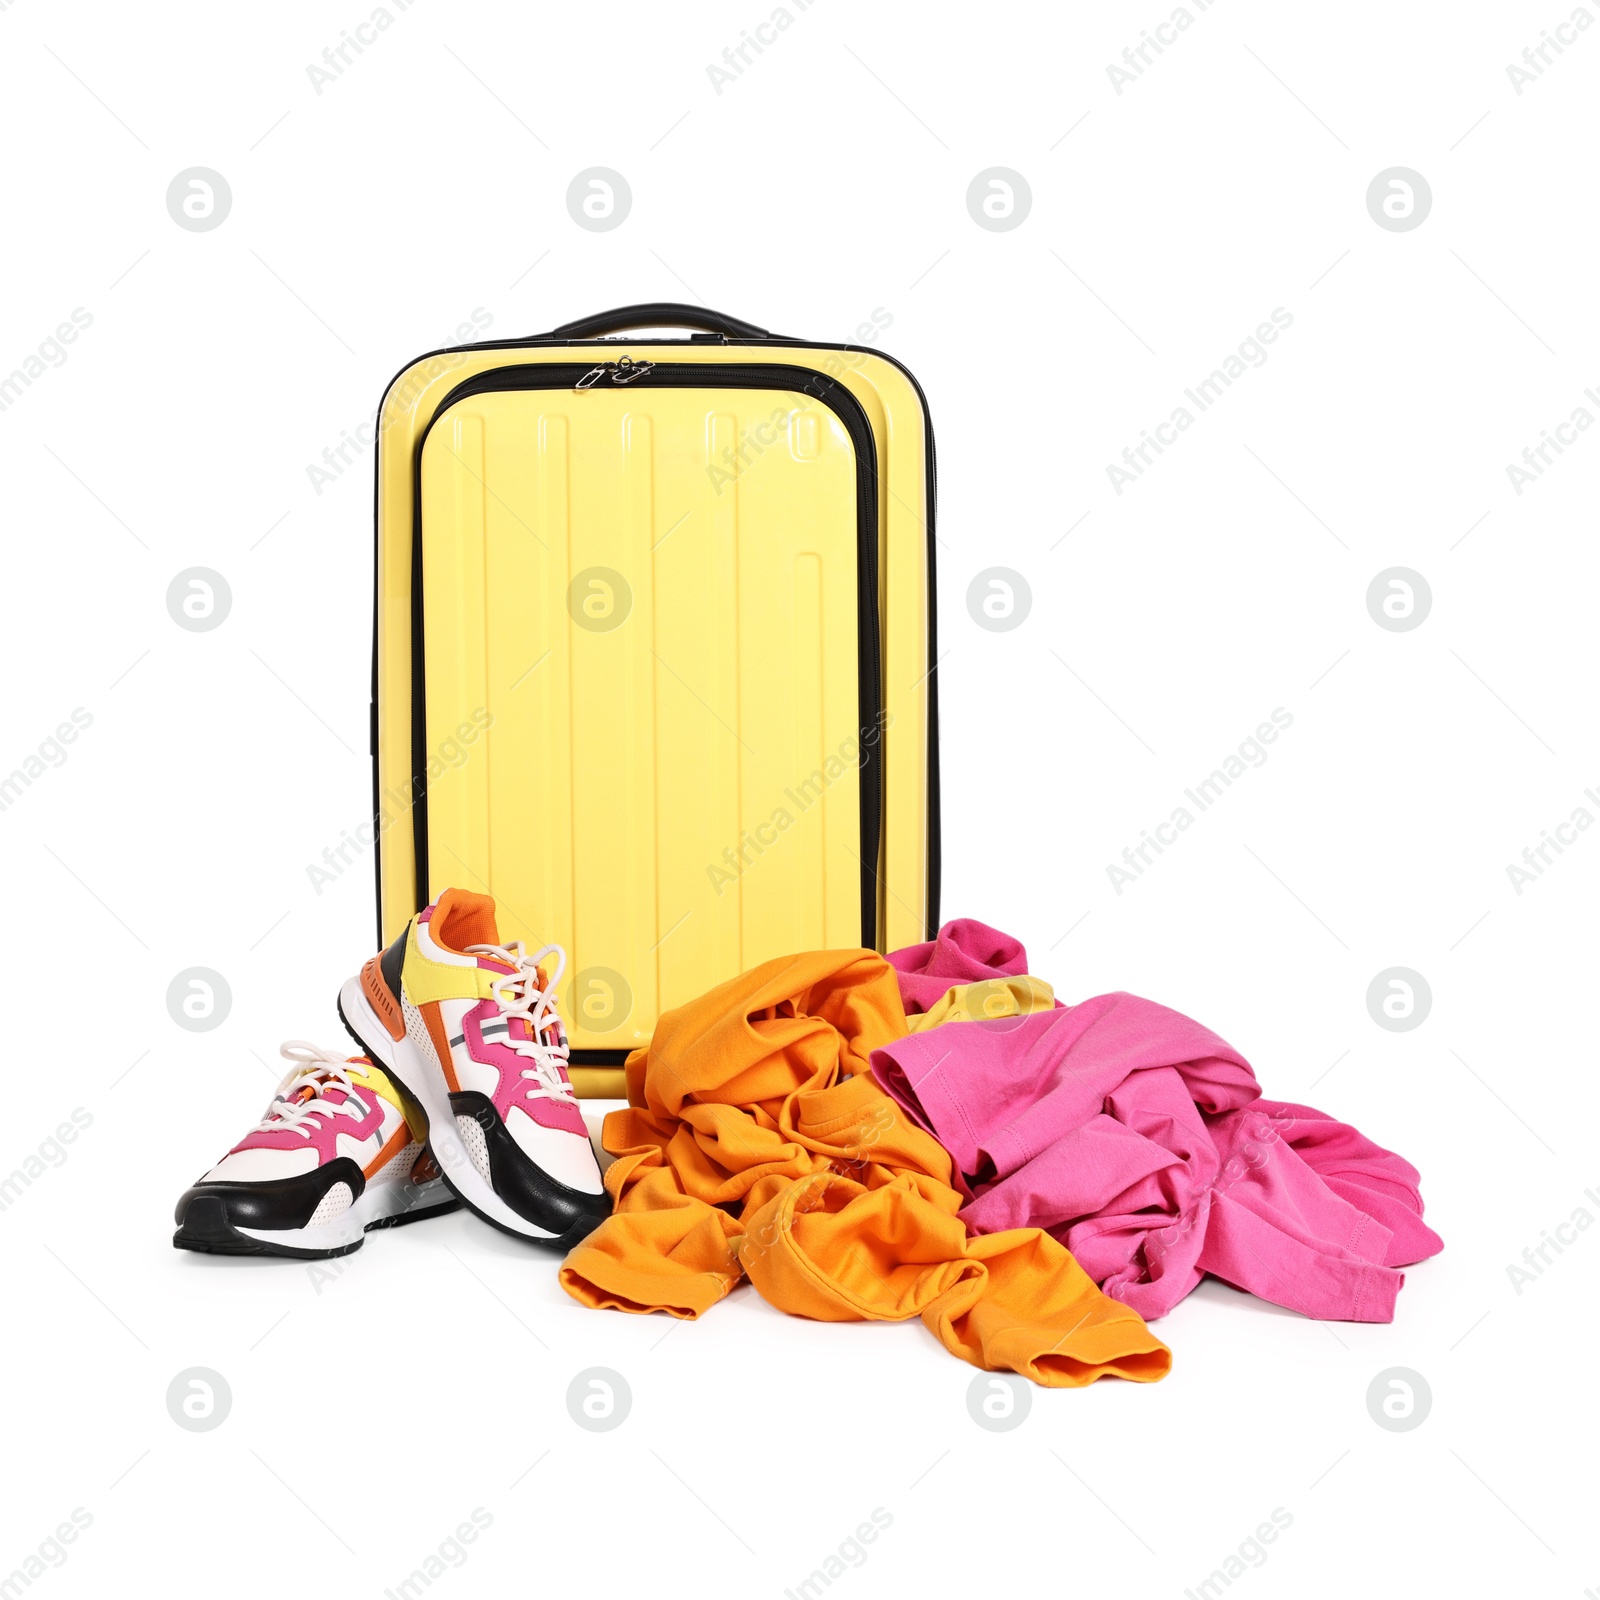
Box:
[560,920,1442,1386]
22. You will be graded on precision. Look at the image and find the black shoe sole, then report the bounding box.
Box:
[172,1191,459,1261]
[435,1173,604,1255]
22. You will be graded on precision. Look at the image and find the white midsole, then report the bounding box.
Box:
[234,1174,453,1251]
[338,976,560,1240]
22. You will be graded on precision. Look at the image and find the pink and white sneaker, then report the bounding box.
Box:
[337,889,609,1251]
[173,1041,457,1259]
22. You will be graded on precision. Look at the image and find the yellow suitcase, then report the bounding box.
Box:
[371,304,939,1096]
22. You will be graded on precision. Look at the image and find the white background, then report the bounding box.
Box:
[1,1,1592,1595]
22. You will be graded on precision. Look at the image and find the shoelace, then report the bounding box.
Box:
[256,1041,369,1139]
[464,941,576,1106]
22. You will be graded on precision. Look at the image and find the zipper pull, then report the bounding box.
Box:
[575,358,656,390]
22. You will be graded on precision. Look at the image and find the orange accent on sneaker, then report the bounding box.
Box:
[411,1148,442,1184]
[422,1000,460,1093]
[361,955,406,1042]
[363,1122,411,1179]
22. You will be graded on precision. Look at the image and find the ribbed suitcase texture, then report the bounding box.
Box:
[372,306,938,1096]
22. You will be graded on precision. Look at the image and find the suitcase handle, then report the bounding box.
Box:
[541,303,773,341]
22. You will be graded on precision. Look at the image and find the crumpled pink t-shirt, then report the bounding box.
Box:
[874,921,1443,1323]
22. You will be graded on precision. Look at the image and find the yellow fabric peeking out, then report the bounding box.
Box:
[903,974,1057,1034]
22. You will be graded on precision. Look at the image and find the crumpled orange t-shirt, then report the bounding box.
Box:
[559,948,1170,1387]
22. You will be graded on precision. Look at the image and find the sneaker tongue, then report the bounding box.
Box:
[507,1005,565,1052]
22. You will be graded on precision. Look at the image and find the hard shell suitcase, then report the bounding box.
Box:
[371,303,939,1096]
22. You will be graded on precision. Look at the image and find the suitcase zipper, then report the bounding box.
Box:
[412,361,885,950]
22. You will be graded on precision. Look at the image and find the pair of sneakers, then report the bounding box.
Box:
[173,889,610,1260]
